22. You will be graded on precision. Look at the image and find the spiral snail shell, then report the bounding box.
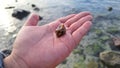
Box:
[55,23,66,37]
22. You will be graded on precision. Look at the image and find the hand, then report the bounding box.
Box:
[4,12,92,68]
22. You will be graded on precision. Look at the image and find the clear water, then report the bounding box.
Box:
[0,0,120,68]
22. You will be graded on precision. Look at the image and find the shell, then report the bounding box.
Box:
[55,23,66,37]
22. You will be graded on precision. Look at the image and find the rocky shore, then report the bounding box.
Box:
[0,0,120,68]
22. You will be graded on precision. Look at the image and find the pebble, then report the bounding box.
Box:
[108,7,113,11]
[39,16,43,20]
[112,37,120,46]
[31,4,36,7]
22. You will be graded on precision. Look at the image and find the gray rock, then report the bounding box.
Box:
[100,51,120,67]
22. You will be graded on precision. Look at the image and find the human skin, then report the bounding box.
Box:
[4,11,92,68]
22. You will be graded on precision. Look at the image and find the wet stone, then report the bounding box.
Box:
[39,16,43,20]
[12,9,30,20]
[108,7,113,11]
[31,4,36,7]
[100,51,120,67]
[2,49,11,55]
[1,49,12,57]
[109,38,120,51]
[113,37,120,46]
[31,4,40,11]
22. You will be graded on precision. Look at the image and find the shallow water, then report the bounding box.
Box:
[0,0,120,68]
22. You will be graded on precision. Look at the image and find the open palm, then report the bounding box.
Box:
[9,12,92,68]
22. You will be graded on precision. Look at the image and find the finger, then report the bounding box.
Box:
[24,13,39,26]
[58,14,76,23]
[72,21,92,45]
[69,15,93,33]
[65,11,91,27]
[48,14,76,31]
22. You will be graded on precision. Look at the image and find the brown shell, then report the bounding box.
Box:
[55,24,66,37]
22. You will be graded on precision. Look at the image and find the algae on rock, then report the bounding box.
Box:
[86,60,98,68]
[107,27,120,34]
[85,43,105,57]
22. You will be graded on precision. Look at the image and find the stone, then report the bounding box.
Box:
[12,9,30,20]
[2,49,11,55]
[106,27,119,34]
[73,62,86,68]
[100,51,120,66]
[85,43,105,57]
[31,4,36,7]
[31,4,40,11]
[39,16,43,20]
[1,49,12,57]
[94,29,103,36]
[113,37,120,46]
[108,7,113,11]
[86,60,98,68]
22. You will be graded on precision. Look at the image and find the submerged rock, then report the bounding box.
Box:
[73,62,86,68]
[113,37,120,46]
[106,27,120,34]
[2,49,11,55]
[94,29,103,36]
[86,60,98,68]
[109,37,120,51]
[108,7,113,11]
[85,43,105,57]
[12,9,30,20]
[99,35,110,43]
[100,51,120,67]
[1,49,12,57]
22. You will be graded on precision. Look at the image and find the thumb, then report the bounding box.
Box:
[24,13,40,26]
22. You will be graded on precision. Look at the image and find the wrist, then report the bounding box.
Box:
[3,54,29,68]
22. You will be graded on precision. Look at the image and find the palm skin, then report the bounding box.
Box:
[4,12,92,68]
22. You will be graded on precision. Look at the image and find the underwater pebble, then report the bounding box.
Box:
[113,37,120,46]
[108,7,113,11]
